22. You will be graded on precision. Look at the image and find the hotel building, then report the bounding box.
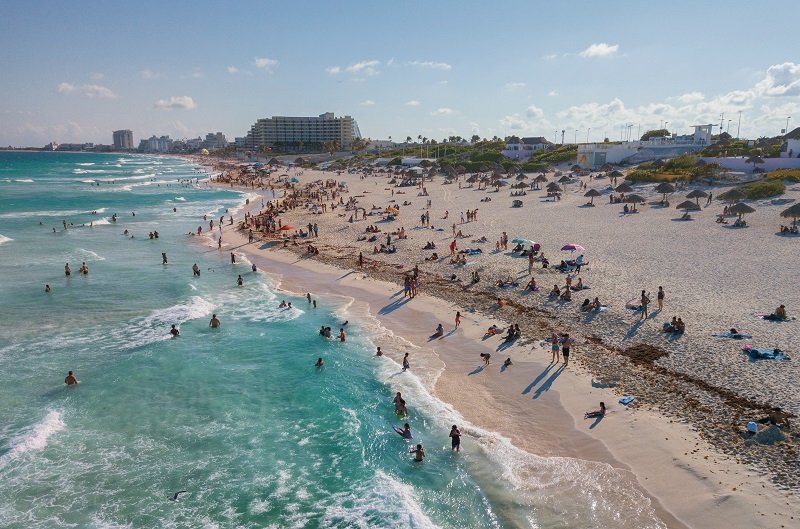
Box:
[243,112,361,151]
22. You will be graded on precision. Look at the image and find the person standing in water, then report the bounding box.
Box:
[192,263,200,276]
[65,263,71,276]
[162,253,168,265]
[237,275,243,286]
[402,353,410,370]
[449,425,462,451]
[314,358,324,368]
[65,371,78,385]
[209,314,221,328]
[45,285,51,293]
[409,444,425,462]
[170,325,180,337]
[80,262,89,275]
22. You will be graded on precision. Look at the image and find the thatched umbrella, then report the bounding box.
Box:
[600,163,613,172]
[609,170,625,178]
[624,194,646,204]
[686,189,708,205]
[676,200,701,212]
[516,173,527,181]
[466,174,479,184]
[512,181,527,189]
[653,159,666,169]
[780,203,800,225]
[534,174,548,183]
[269,157,281,166]
[479,165,490,172]
[615,182,634,194]
[745,156,765,171]
[717,188,746,203]
[491,172,503,181]
[495,179,509,188]
[654,182,675,202]
[546,183,563,193]
[584,188,601,205]
[728,202,755,219]
[456,165,466,174]
[558,175,573,184]
[570,164,582,172]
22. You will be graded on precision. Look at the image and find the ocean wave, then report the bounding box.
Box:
[76,162,95,166]
[13,179,34,183]
[0,234,12,245]
[0,208,92,219]
[174,197,186,201]
[0,410,65,472]
[92,218,111,225]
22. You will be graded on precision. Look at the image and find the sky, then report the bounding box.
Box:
[1,0,799,147]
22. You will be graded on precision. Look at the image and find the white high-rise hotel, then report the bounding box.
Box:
[112,129,134,150]
[243,112,361,150]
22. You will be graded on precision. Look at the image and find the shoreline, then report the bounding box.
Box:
[208,171,798,528]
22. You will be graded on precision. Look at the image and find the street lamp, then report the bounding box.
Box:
[737,111,742,139]
[727,120,732,134]
[787,116,792,133]
[586,128,591,143]
[574,129,578,144]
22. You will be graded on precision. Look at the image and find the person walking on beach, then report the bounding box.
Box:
[449,425,462,452]
[657,286,665,311]
[528,251,535,275]
[551,332,561,363]
[640,290,650,320]
[402,353,410,371]
[358,252,364,269]
[455,311,461,329]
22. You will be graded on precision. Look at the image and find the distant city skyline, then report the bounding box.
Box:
[1,1,798,147]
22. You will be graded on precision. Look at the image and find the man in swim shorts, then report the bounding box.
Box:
[170,324,180,337]
[65,263,71,276]
[449,425,461,451]
[162,253,168,264]
[65,371,78,385]
[410,444,425,462]
[209,314,221,328]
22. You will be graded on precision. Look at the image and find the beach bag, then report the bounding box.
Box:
[747,421,758,433]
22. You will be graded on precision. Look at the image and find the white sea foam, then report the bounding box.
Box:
[0,234,12,245]
[92,218,111,225]
[175,197,186,201]
[13,179,34,183]
[0,410,65,472]
[76,162,95,166]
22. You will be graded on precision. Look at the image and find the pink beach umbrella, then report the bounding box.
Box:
[561,243,585,252]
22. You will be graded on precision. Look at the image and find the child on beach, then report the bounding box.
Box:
[551,332,561,363]
[410,444,425,462]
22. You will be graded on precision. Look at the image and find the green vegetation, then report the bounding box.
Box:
[625,170,689,183]
[738,179,786,199]
[531,144,577,164]
[640,129,670,141]
[767,169,800,183]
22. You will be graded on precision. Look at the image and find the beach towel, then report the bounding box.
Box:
[580,305,609,313]
[712,331,752,339]
[742,345,788,360]
[753,313,796,321]
[625,300,641,311]
[619,396,634,405]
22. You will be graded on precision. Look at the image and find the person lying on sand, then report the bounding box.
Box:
[584,402,606,419]
[764,305,788,321]
[559,289,572,301]
[485,325,503,336]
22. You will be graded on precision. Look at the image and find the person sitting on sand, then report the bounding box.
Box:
[432,324,444,338]
[675,318,685,333]
[765,305,788,321]
[527,277,538,291]
[549,284,560,298]
[485,325,502,336]
[665,316,678,332]
[572,277,584,291]
[503,358,513,367]
[592,297,602,311]
[584,402,606,419]
[581,298,592,312]
[471,271,480,284]
[560,288,572,301]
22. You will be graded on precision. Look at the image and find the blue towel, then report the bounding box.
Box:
[619,396,634,405]
[743,347,787,360]
[712,331,752,339]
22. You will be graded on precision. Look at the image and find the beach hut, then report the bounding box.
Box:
[466,175,479,184]
[686,189,708,206]
[615,183,634,194]
[728,202,755,219]
[512,181,527,189]
[584,189,601,205]
[654,182,675,203]
[717,189,746,203]
[294,157,306,166]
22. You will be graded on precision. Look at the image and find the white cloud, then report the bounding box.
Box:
[409,61,452,70]
[387,58,395,67]
[406,100,420,106]
[190,69,204,79]
[141,69,161,79]
[676,91,705,103]
[360,100,376,106]
[346,60,380,76]
[506,82,526,89]
[526,105,544,119]
[543,54,559,61]
[548,90,559,97]
[57,82,119,99]
[755,62,800,97]
[430,108,454,116]
[325,66,341,74]
[499,114,528,130]
[254,57,278,71]
[579,43,619,58]
[227,66,238,74]
[91,73,104,80]
[154,96,197,110]
[439,80,448,85]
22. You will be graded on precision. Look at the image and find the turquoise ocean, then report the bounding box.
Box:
[0,152,665,528]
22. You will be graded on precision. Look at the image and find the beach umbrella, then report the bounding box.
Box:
[512,238,536,245]
[653,159,666,169]
[561,243,585,255]
[676,200,701,212]
[534,174,548,183]
[624,194,646,204]
[615,183,634,194]
[654,182,675,202]
[780,203,800,225]
[512,181,527,189]
[466,175,479,183]
[479,175,491,183]
[717,188,746,203]
[516,173,527,181]
[571,164,582,172]
[600,163,613,171]
[496,179,509,187]
[686,189,708,205]
[584,188,601,205]
[609,170,625,178]
[745,156,765,171]
[558,175,574,184]
[728,202,755,219]
[546,183,562,192]
[279,225,295,231]
[456,165,466,174]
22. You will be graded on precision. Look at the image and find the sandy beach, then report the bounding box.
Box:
[207,160,800,528]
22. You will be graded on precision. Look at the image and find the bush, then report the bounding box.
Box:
[388,157,402,166]
[625,170,653,182]
[767,169,800,183]
[739,179,786,199]
[470,151,503,163]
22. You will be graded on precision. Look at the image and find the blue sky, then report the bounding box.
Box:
[1,0,799,147]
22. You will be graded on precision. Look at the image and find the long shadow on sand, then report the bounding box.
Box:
[378,297,412,315]
[529,364,566,399]
[625,319,645,339]
[522,363,557,395]
[468,364,487,375]
[588,415,605,429]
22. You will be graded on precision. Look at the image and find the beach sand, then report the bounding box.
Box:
[209,162,799,528]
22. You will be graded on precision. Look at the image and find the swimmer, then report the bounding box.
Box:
[341,320,348,326]
[339,328,346,341]
[170,491,187,501]
[65,263,71,276]
[287,302,292,309]
[237,275,243,286]
[314,357,324,368]
[192,263,200,276]
[170,324,180,337]
[312,300,317,308]
[306,293,312,303]
[409,443,425,462]
[376,346,383,356]
[279,300,287,308]
[209,314,221,328]
[65,371,78,385]
[162,252,168,264]
[449,425,461,451]
[45,284,51,293]
[80,262,88,275]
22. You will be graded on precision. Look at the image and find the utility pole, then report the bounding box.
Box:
[719,112,724,132]
[561,130,565,145]
[586,128,591,143]
[737,111,742,139]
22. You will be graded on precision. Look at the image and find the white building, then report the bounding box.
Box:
[243,112,361,151]
[201,132,228,150]
[577,125,712,167]
[112,129,134,150]
[501,137,552,159]
[781,127,800,158]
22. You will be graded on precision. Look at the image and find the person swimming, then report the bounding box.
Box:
[170,324,180,337]
[314,358,324,368]
[65,371,78,385]
[409,443,425,462]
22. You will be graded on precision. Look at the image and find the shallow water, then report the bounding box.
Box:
[0,152,665,528]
